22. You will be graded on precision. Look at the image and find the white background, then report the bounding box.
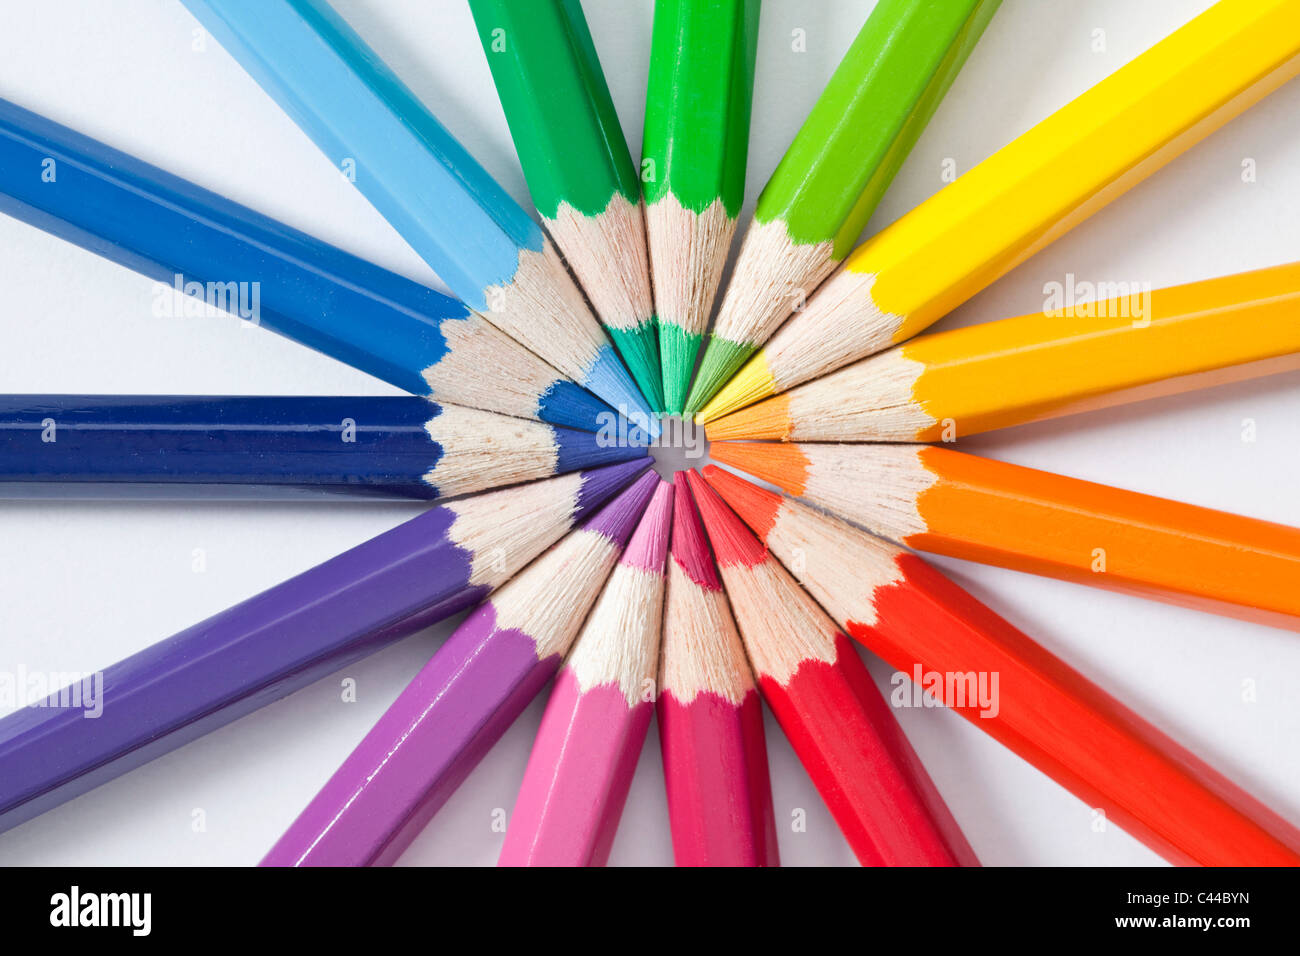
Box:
[1,0,1297,866]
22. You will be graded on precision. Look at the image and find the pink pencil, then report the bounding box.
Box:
[658,474,778,866]
[499,480,673,866]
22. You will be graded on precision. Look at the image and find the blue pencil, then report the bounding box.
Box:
[0,98,614,433]
[0,395,647,499]
[183,0,660,438]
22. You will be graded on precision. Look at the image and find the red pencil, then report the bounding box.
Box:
[703,464,1300,866]
[683,470,977,866]
[658,474,778,867]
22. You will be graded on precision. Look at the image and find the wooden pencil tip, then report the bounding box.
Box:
[701,466,782,543]
[707,441,810,496]
[703,394,792,441]
[682,470,767,568]
[696,350,776,423]
[670,473,721,590]
[682,337,755,416]
[621,479,673,572]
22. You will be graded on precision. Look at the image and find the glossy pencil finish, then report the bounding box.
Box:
[704,262,1300,437]
[0,459,651,835]
[684,470,977,866]
[703,465,1300,866]
[0,98,609,432]
[499,480,673,866]
[184,0,658,436]
[685,0,1001,414]
[262,470,660,866]
[713,442,1300,631]
[658,474,777,866]
[471,0,664,412]
[710,0,1300,416]
[643,0,760,413]
[0,395,647,499]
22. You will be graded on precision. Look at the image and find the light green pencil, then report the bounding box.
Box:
[470,0,664,414]
[643,0,761,415]
[687,0,1002,417]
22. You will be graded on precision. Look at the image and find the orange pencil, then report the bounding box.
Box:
[702,465,1300,866]
[710,442,1300,631]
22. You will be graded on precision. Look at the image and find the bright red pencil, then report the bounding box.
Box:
[683,470,977,866]
[703,464,1300,866]
[658,473,778,867]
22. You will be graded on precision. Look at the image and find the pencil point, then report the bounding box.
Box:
[683,337,756,416]
[683,470,767,568]
[707,441,810,496]
[537,380,621,433]
[585,344,662,439]
[657,323,702,416]
[696,350,776,423]
[701,465,783,542]
[607,322,665,415]
[703,393,792,442]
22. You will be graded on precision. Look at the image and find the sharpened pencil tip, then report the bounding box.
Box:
[696,350,776,423]
[585,344,661,439]
[683,336,756,416]
[707,441,809,496]
[657,323,703,417]
[607,323,666,415]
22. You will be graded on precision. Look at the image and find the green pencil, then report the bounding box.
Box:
[643,0,761,415]
[685,0,1002,417]
[470,0,664,414]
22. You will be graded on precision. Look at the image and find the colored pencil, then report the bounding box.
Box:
[498,479,673,866]
[658,473,777,866]
[705,262,1300,440]
[0,395,647,499]
[711,442,1300,631]
[262,469,660,866]
[683,470,977,866]
[700,0,1300,422]
[0,459,650,835]
[0,99,611,433]
[183,0,658,437]
[703,465,1300,866]
[470,0,663,414]
[684,0,1001,415]
[643,0,761,414]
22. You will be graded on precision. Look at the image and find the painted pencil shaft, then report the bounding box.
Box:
[685,0,1000,414]
[702,466,1300,865]
[0,460,650,835]
[471,0,663,413]
[0,99,609,432]
[499,480,673,866]
[706,0,1300,419]
[185,0,658,436]
[643,0,760,413]
[262,470,659,866]
[714,442,1300,631]
[658,474,777,866]
[705,261,1300,440]
[684,471,977,866]
[0,395,647,499]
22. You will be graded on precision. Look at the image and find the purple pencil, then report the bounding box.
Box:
[0,459,650,835]
[262,469,662,866]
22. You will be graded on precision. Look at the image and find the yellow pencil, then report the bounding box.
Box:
[705,262,1300,442]
[699,0,1300,423]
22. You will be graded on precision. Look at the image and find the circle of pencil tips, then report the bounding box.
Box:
[3,0,1300,869]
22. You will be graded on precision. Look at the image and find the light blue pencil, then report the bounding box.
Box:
[183,0,659,437]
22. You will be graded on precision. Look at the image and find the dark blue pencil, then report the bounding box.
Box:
[0,98,618,433]
[0,395,646,499]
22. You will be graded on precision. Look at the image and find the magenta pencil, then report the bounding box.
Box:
[658,474,778,866]
[260,470,660,867]
[498,480,673,867]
